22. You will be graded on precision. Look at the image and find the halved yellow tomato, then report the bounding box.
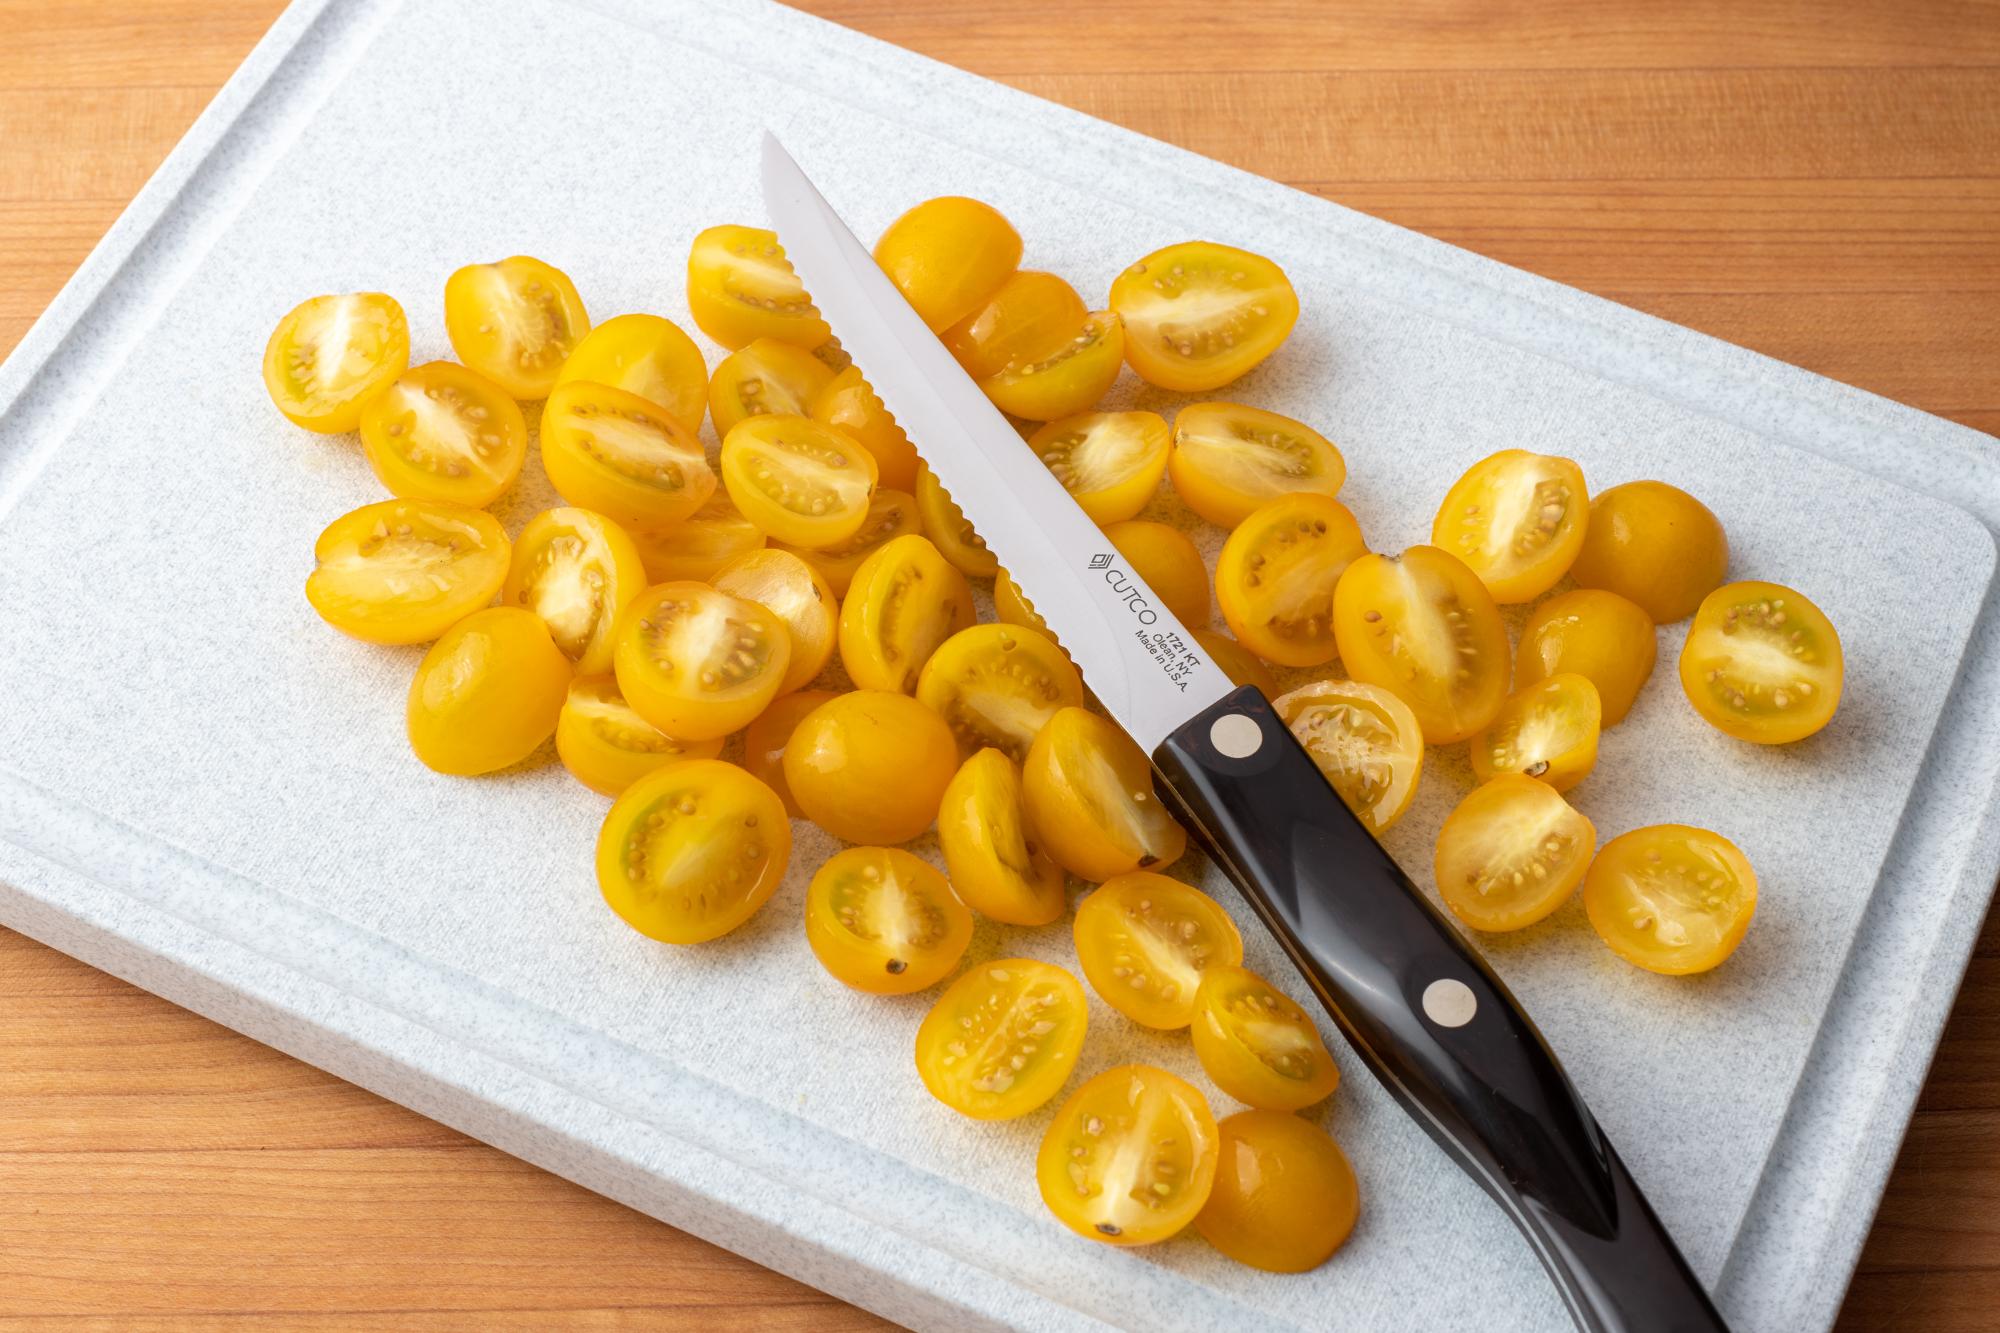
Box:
[406,607,570,776]
[720,414,878,548]
[1518,589,1657,726]
[1332,545,1510,744]
[994,568,1056,641]
[741,688,838,818]
[686,224,829,350]
[358,361,526,508]
[936,748,1068,926]
[783,690,959,844]
[628,496,765,584]
[944,269,1086,379]
[1037,1065,1219,1245]
[443,255,588,400]
[554,312,707,431]
[1679,581,1843,744]
[1195,1111,1359,1273]
[306,498,509,645]
[1109,241,1298,392]
[1189,966,1340,1112]
[708,338,837,438]
[263,292,409,433]
[1025,708,1188,882]
[502,507,647,677]
[916,958,1088,1118]
[1583,824,1757,975]
[1469,674,1601,792]
[596,759,792,944]
[1571,480,1729,624]
[1031,411,1170,524]
[873,196,1022,332]
[805,847,973,994]
[541,379,716,529]
[838,534,975,693]
[1272,679,1424,835]
[1431,449,1590,603]
[809,366,919,492]
[612,581,791,741]
[914,464,998,578]
[556,675,723,796]
[1433,775,1596,932]
[916,623,1084,761]
[711,547,838,694]
[776,488,921,597]
[1103,520,1210,629]
[1194,630,1278,696]
[1215,493,1366,668]
[1168,402,1345,528]
[1073,871,1243,1028]
[980,311,1126,422]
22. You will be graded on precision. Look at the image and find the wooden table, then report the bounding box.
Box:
[3,2,1995,1327]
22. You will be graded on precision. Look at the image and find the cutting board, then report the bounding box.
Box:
[2,1,1998,1329]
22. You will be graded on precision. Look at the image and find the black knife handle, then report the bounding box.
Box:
[1152,686,1728,1333]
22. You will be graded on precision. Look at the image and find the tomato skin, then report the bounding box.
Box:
[1332,545,1510,744]
[1517,588,1657,726]
[1215,493,1367,668]
[1431,449,1590,603]
[782,690,959,844]
[1030,411,1171,525]
[979,310,1126,422]
[711,548,839,695]
[1037,1065,1220,1245]
[804,847,973,995]
[686,224,830,350]
[838,534,975,693]
[555,312,707,432]
[741,689,839,818]
[1468,673,1601,792]
[809,367,920,492]
[720,414,878,549]
[1103,520,1210,629]
[611,581,791,742]
[629,497,765,584]
[359,361,527,509]
[936,748,1069,926]
[916,623,1085,761]
[596,759,792,945]
[443,255,589,400]
[1169,402,1345,528]
[556,675,723,797]
[540,379,717,530]
[406,607,571,776]
[1109,241,1298,392]
[1433,775,1596,932]
[1073,872,1244,1028]
[1190,965,1340,1111]
[1273,679,1424,835]
[873,196,1022,333]
[776,488,922,598]
[913,464,999,578]
[708,338,837,438]
[264,292,409,433]
[1194,630,1278,696]
[1679,581,1843,744]
[1194,1111,1359,1272]
[1024,708,1188,882]
[1583,824,1757,975]
[502,507,648,677]
[944,270,1086,380]
[1570,480,1729,623]
[916,958,1088,1119]
[306,498,510,646]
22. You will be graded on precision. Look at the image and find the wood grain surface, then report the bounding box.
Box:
[2,1,1995,1327]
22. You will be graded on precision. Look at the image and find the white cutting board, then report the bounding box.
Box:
[2,1,1997,1329]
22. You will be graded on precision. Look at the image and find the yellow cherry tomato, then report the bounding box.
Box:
[1571,480,1729,623]
[263,292,408,433]
[1679,581,1843,744]
[1103,519,1209,629]
[742,688,838,818]
[555,675,723,797]
[1469,674,1601,792]
[873,196,1022,332]
[1025,708,1188,882]
[1190,965,1340,1111]
[629,496,766,584]
[1037,1065,1219,1245]
[596,760,791,944]
[1431,449,1590,604]
[1584,824,1757,975]
[502,507,647,677]
[711,547,838,695]
[1030,411,1170,525]
[916,623,1085,761]
[406,607,571,775]
[838,534,975,692]
[805,847,973,994]
[1517,589,1658,726]
[720,414,878,549]
[994,568,1056,641]
[936,748,1068,926]
[358,361,527,508]
[708,337,837,438]
[686,224,829,350]
[916,958,1088,1118]
[1110,241,1298,393]
[1168,402,1345,528]
[1215,493,1367,668]
[443,255,588,400]
[1332,545,1510,744]
[1434,775,1596,932]
[783,690,960,844]
[1073,872,1243,1028]
[541,379,717,529]
[612,581,791,741]
[1272,679,1424,835]
[944,269,1086,380]
[555,312,707,431]
[1195,1111,1359,1273]
[306,498,508,646]
[810,366,920,492]
[914,463,998,578]
[776,488,922,597]
[980,310,1126,422]
[1194,630,1278,697]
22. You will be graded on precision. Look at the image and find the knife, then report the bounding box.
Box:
[761,132,1729,1333]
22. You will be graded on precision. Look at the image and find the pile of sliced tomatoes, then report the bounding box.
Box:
[268,191,1838,1271]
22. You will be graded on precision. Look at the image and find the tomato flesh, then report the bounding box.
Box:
[1679,581,1843,744]
[1169,401,1345,528]
[720,414,878,549]
[555,312,708,432]
[541,379,716,530]
[1431,449,1590,603]
[838,534,975,694]
[686,224,829,350]
[443,255,589,400]
[916,623,1084,761]
[1024,708,1188,882]
[406,607,571,776]
[980,310,1125,422]
[805,847,972,994]
[359,361,527,509]
[709,338,836,438]
[1332,545,1509,744]
[1215,493,1366,668]
[1272,679,1424,835]
[1433,775,1596,932]
[914,464,998,578]
[809,366,919,492]
[1584,824,1757,974]
[777,488,921,597]
[1109,241,1298,392]
[1030,411,1170,525]
[916,958,1088,1119]
[711,548,839,695]
[556,675,722,797]
[1072,871,1243,1029]
[1037,1065,1219,1245]
[1190,965,1340,1111]
[1195,1111,1359,1273]
[263,291,409,433]
[936,748,1068,926]
[782,690,959,844]
[306,498,509,646]
[596,759,792,944]
[612,581,791,742]
[502,507,648,677]
[1469,673,1602,792]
